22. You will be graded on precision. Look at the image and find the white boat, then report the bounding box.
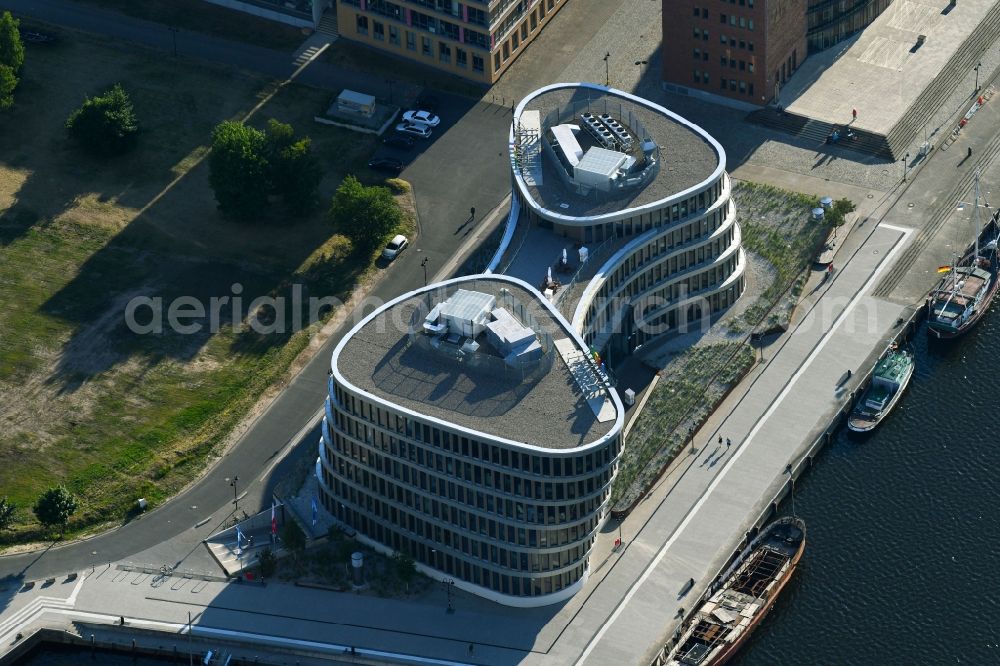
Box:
[847,347,914,433]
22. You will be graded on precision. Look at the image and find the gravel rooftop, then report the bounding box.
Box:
[520,87,720,218]
[337,279,618,450]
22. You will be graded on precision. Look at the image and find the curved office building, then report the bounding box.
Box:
[507,83,745,360]
[317,274,624,607]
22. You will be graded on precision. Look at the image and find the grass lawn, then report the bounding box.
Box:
[73,0,307,51]
[0,31,400,543]
[611,181,836,511]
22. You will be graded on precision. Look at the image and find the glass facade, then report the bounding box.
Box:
[806,0,893,53]
[318,378,621,601]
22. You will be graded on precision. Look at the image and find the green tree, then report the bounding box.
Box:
[0,11,24,74]
[0,63,16,111]
[392,551,416,591]
[33,486,78,534]
[280,520,307,561]
[258,546,277,578]
[65,84,139,156]
[0,496,16,531]
[329,175,402,254]
[265,120,321,215]
[209,120,268,219]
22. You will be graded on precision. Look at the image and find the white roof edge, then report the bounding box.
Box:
[331,273,625,454]
[510,82,727,225]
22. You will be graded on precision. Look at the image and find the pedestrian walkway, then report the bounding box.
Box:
[292,31,336,69]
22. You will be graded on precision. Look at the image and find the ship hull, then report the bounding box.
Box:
[847,352,914,433]
[927,279,997,340]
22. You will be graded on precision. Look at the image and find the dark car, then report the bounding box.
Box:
[368,157,404,174]
[382,134,415,150]
[416,93,440,113]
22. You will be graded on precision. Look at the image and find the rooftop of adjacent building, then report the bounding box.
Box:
[782,0,997,136]
[335,276,620,450]
[513,85,721,219]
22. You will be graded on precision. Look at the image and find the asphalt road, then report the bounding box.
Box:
[0,1,513,581]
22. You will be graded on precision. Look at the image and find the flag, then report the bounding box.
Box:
[311,497,318,527]
[236,525,244,549]
[271,501,277,536]
[937,265,951,273]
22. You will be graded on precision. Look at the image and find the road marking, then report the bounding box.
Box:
[880,222,912,232]
[574,225,911,665]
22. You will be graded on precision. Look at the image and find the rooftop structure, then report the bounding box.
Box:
[514,86,719,220]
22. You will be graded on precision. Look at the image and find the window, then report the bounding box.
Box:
[474,54,484,72]
[439,42,451,62]
[530,11,537,30]
[748,62,754,73]
[389,25,399,45]
[520,22,528,40]
[702,8,708,18]
[739,17,745,28]
[749,82,754,96]
[739,60,745,71]
[720,54,726,65]
[693,27,701,39]
[693,48,701,59]
[703,51,708,61]
[702,72,709,84]
[406,31,415,50]
[739,80,746,93]
[720,34,727,44]
[748,19,754,30]
[692,6,700,16]
[729,15,736,26]
[493,52,500,70]
[457,48,467,68]
[720,78,726,90]
[356,14,368,35]
[373,21,384,41]
[502,42,509,60]
[719,13,726,23]
[512,32,518,50]
[748,41,754,51]
[693,69,700,82]
[548,0,554,8]
[421,36,432,56]
[729,78,737,90]
[703,30,708,41]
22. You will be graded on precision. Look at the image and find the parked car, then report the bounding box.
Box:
[395,123,432,139]
[382,134,415,150]
[416,93,440,113]
[368,157,404,174]
[382,234,409,260]
[402,110,441,127]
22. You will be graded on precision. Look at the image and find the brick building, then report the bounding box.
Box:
[337,0,572,85]
[662,0,892,106]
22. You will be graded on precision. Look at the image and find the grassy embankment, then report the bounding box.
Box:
[0,31,407,543]
[610,181,833,510]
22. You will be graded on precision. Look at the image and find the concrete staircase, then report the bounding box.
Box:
[883,0,1000,158]
[748,1,1000,160]
[317,9,339,37]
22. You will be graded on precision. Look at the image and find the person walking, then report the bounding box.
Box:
[852,108,857,121]
[968,146,973,158]
[726,438,732,449]
[717,435,723,446]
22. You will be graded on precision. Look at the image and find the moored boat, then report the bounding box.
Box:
[847,346,914,433]
[927,171,1000,340]
[664,516,806,666]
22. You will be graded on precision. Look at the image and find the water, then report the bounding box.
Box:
[736,308,1000,665]
[16,642,187,664]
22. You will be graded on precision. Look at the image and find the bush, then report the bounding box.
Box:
[0,496,15,531]
[258,546,277,578]
[33,486,78,534]
[329,175,402,254]
[208,118,322,219]
[65,84,139,156]
[0,11,23,74]
[0,64,15,111]
[209,120,269,219]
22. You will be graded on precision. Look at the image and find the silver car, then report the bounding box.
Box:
[395,123,433,139]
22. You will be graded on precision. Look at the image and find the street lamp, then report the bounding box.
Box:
[901,152,910,182]
[168,26,179,57]
[421,257,429,286]
[229,475,239,514]
[634,60,648,78]
[443,578,455,614]
[975,61,982,92]
[603,52,611,87]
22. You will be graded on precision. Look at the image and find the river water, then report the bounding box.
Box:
[737,307,1000,664]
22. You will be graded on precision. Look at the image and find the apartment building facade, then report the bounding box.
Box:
[337,0,570,84]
